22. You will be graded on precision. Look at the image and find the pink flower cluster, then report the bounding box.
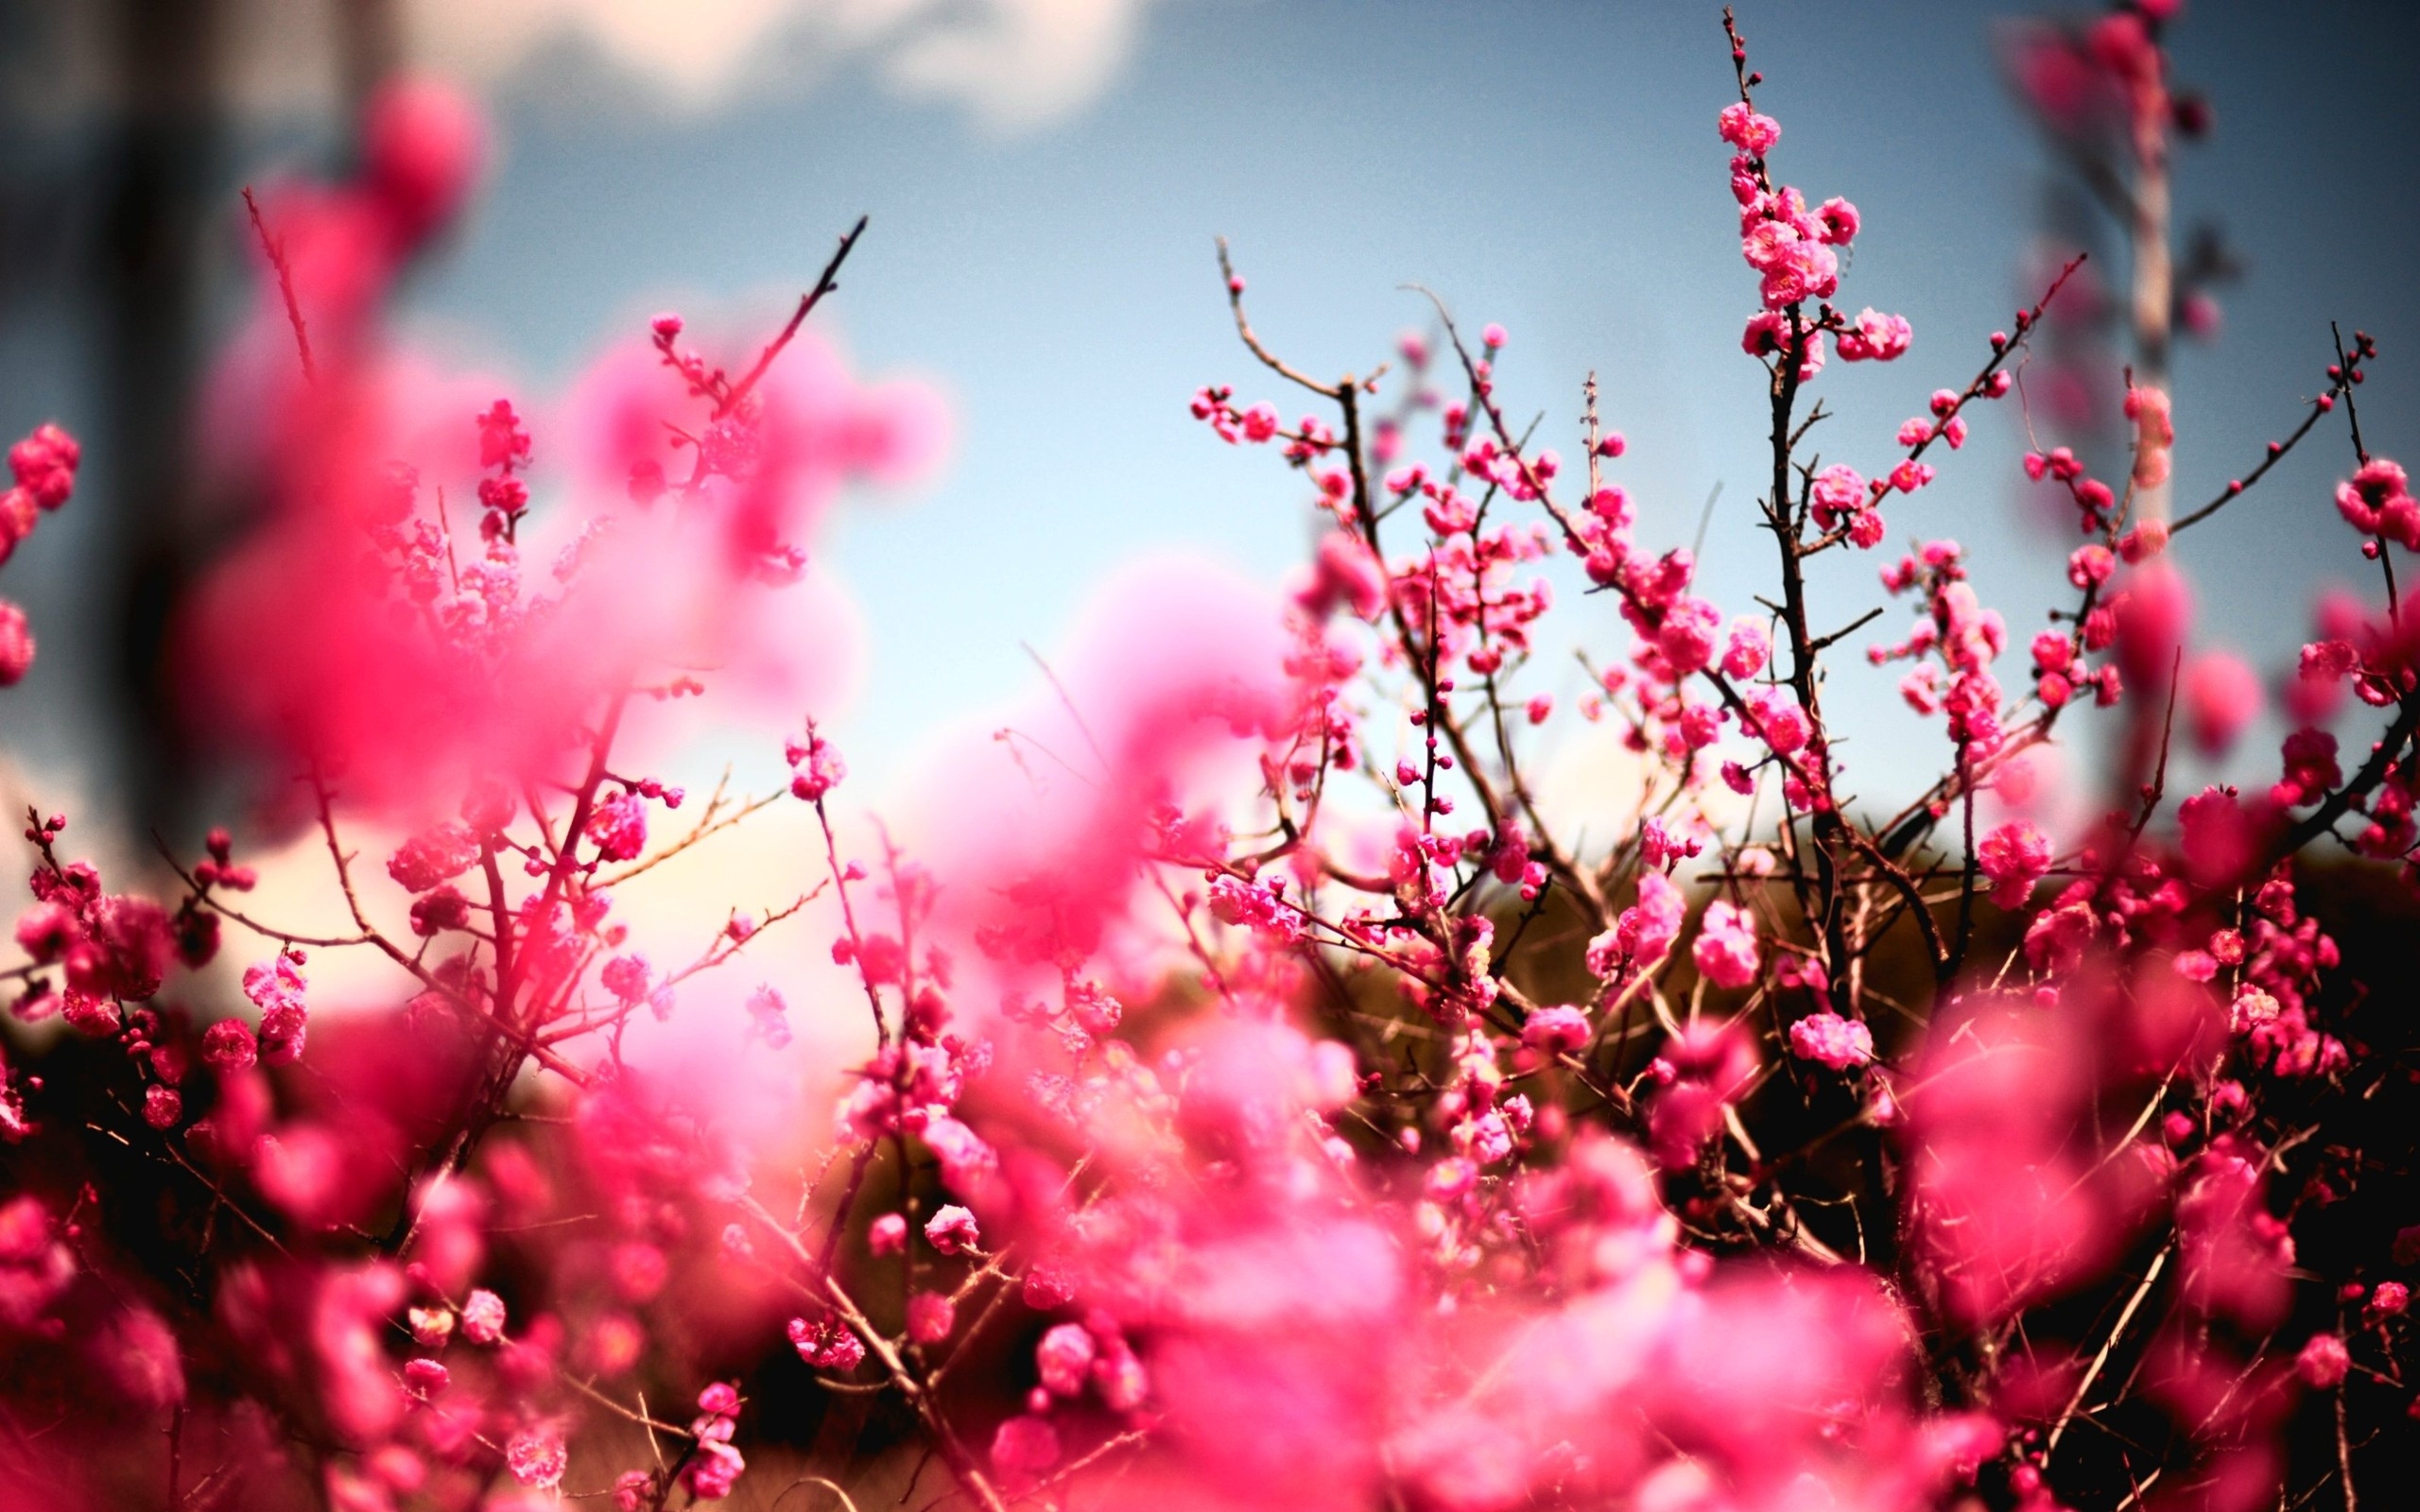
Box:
[1722,94,1910,386]
[0,421,80,684]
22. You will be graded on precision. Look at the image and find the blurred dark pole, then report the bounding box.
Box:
[339,0,399,121]
[99,0,392,844]
[101,0,225,844]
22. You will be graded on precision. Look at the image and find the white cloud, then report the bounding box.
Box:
[9,0,1153,131]
[882,0,1148,130]
[400,0,1158,129]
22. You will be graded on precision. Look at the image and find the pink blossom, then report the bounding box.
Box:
[1745,687,1808,754]
[1835,308,1911,362]
[1035,1321,1097,1397]
[96,1303,185,1409]
[1589,870,1685,979]
[2124,385,2174,487]
[1717,101,1780,156]
[2177,784,2259,887]
[847,1214,899,1263]
[2335,458,2412,543]
[403,1356,448,1400]
[586,791,648,863]
[387,823,479,893]
[1649,1021,1756,1168]
[925,1204,981,1255]
[1750,235,1840,310]
[2294,1332,2350,1388]
[746,983,791,1049]
[1520,1005,1592,1057]
[242,954,310,1063]
[991,1414,1063,1480]
[1788,1012,1875,1070]
[8,422,81,512]
[2111,563,2194,699]
[1691,902,1760,989]
[1676,702,1722,749]
[612,1471,653,1512]
[1740,311,1825,380]
[786,727,848,800]
[2185,651,2261,755]
[2118,518,2169,563]
[1809,463,1867,531]
[11,901,74,964]
[1720,617,1771,679]
[1655,597,1722,675]
[1976,820,2052,908]
[1889,458,1935,494]
[1899,664,1943,714]
[0,603,31,687]
[1908,994,2142,1323]
[1639,816,1703,869]
[683,1441,746,1500]
[2067,543,2116,589]
[459,1287,507,1345]
[787,1316,865,1372]
[2300,638,2360,682]
[200,1018,258,1072]
[918,1115,999,1199]
[1300,529,1390,621]
[0,31,2403,1509]
[142,1085,182,1130]
[907,1290,956,1345]
[506,1425,567,1489]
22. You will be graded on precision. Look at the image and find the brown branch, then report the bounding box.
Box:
[720,215,870,418]
[1214,238,1347,400]
[599,779,783,888]
[2172,370,2355,534]
[242,186,316,385]
[739,1195,1010,1512]
[2045,1244,2169,1456]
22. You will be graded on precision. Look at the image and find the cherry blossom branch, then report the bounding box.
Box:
[720,215,871,419]
[739,1194,1011,1512]
[242,186,316,385]
[2171,361,2360,535]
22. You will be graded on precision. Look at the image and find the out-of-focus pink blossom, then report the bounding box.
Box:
[1035,1321,1097,1398]
[2124,384,2173,487]
[2185,650,2261,755]
[907,1290,957,1345]
[506,1425,567,1489]
[2293,1332,2350,1388]
[1521,1005,1592,1057]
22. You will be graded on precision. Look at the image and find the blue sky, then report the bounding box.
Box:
[397,0,2418,799]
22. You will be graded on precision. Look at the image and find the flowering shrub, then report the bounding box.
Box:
[3,7,2414,1511]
